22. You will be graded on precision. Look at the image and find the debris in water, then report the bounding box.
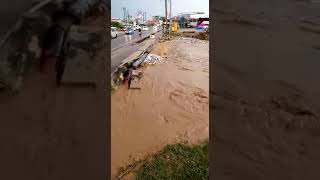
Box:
[141,54,163,66]
[129,78,142,89]
[131,70,143,77]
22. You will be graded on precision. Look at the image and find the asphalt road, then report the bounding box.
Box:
[111,29,154,51]
[111,29,161,72]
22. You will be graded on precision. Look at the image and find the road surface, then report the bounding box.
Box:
[111,29,154,51]
[111,29,160,72]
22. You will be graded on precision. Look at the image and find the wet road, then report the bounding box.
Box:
[111,29,154,50]
[111,29,162,72]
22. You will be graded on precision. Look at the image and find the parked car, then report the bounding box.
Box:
[111,27,119,38]
[142,26,149,31]
[125,27,134,35]
[196,23,209,30]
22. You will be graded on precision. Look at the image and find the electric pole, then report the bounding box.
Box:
[123,7,126,23]
[164,0,168,37]
[144,11,147,23]
[127,10,130,24]
[169,0,172,39]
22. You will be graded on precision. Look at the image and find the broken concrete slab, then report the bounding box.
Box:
[131,70,143,77]
[61,24,105,87]
[120,50,144,65]
[129,77,142,89]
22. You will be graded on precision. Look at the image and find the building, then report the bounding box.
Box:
[111,18,122,24]
[176,12,209,28]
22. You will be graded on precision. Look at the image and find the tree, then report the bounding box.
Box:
[111,21,124,29]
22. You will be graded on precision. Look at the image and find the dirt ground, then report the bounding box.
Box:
[111,37,209,179]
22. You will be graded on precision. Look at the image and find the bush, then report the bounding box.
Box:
[111,21,124,29]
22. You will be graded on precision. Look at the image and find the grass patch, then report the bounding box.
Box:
[135,142,208,180]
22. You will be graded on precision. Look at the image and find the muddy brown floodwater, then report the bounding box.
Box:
[111,37,209,179]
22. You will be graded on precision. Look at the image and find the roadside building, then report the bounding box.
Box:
[177,12,209,28]
[111,18,122,24]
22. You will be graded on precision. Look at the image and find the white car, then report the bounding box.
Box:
[111,27,119,38]
[153,26,158,32]
[135,26,141,31]
[142,26,149,31]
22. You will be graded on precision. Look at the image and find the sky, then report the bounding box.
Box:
[111,0,209,19]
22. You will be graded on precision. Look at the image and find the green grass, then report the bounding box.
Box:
[135,143,208,180]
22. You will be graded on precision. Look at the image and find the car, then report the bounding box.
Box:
[153,26,158,32]
[196,23,209,30]
[142,26,149,31]
[125,28,134,35]
[111,27,119,38]
[135,25,141,31]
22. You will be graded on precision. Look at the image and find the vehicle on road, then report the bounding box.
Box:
[135,25,141,31]
[111,27,119,38]
[153,26,158,32]
[125,27,134,35]
[196,21,209,30]
[142,26,149,31]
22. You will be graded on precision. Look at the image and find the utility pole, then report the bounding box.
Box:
[164,0,168,37]
[169,0,172,39]
[123,7,126,23]
[127,10,129,24]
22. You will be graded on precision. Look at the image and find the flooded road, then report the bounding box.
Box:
[111,37,209,178]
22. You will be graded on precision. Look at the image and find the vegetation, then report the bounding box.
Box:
[111,21,124,29]
[135,142,208,180]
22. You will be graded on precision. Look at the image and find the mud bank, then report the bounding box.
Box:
[111,37,209,178]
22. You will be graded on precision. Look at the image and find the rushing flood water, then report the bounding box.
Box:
[111,37,209,178]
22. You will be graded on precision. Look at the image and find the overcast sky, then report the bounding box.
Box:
[111,0,209,19]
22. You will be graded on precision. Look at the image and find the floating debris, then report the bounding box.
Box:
[131,70,143,77]
[129,77,142,89]
[141,54,163,66]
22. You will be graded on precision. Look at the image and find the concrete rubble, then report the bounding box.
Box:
[111,37,160,91]
[141,54,163,66]
[61,24,106,87]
